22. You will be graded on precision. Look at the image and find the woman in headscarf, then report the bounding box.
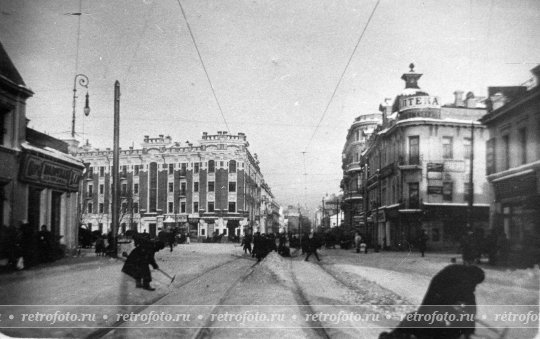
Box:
[380,264,485,339]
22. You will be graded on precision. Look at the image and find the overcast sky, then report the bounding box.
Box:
[1,0,539,215]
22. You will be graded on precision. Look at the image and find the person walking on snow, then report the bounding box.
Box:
[304,234,321,262]
[417,229,429,257]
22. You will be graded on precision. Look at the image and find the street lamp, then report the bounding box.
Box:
[71,73,90,138]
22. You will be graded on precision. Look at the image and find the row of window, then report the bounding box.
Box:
[87,180,238,196]
[486,128,528,174]
[365,135,473,170]
[88,160,240,177]
[87,201,237,215]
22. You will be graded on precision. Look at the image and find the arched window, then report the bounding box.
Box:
[208,160,215,173]
[229,160,236,173]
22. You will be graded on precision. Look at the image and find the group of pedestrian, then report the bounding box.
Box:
[0,221,59,271]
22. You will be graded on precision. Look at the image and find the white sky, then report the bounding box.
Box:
[1,0,539,215]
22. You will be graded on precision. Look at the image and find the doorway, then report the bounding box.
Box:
[28,187,42,232]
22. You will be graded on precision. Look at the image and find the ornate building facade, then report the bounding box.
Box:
[343,64,490,251]
[77,131,275,239]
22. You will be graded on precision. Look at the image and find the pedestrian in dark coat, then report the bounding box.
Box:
[417,230,429,257]
[301,233,310,254]
[379,264,485,339]
[304,234,321,262]
[122,239,164,290]
[460,231,476,265]
[242,234,252,255]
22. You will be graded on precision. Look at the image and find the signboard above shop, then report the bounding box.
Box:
[19,153,83,191]
[399,96,440,112]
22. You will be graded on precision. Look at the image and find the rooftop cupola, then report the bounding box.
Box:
[401,63,422,89]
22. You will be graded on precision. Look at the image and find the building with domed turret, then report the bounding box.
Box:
[343,64,490,251]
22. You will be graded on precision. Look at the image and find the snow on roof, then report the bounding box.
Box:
[21,142,84,168]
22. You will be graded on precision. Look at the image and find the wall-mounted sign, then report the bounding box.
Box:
[19,153,83,191]
[427,163,444,172]
[399,96,440,112]
[428,186,443,195]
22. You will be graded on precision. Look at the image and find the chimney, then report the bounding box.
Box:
[465,92,476,108]
[144,135,149,142]
[202,132,208,139]
[401,63,422,89]
[217,131,222,135]
[454,90,464,107]
[378,98,392,126]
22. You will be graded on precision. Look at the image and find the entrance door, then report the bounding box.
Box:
[28,187,42,232]
[149,223,157,238]
[51,191,62,238]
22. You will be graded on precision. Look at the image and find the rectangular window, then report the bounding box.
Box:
[99,184,104,194]
[503,135,510,170]
[122,202,127,213]
[194,202,199,213]
[208,181,215,192]
[409,136,419,165]
[519,128,527,165]
[100,167,105,177]
[194,163,199,173]
[208,201,215,212]
[168,202,173,213]
[463,138,471,160]
[228,202,236,212]
[134,183,139,194]
[162,163,167,169]
[194,182,199,192]
[88,184,93,196]
[121,183,127,195]
[229,182,236,192]
[201,229,205,236]
[442,182,453,201]
[181,202,186,213]
[134,165,139,176]
[122,165,127,176]
[181,182,186,195]
[88,167,94,177]
[180,163,187,176]
[486,138,496,175]
[133,203,139,213]
[442,137,453,159]
[208,160,215,173]
[168,182,174,192]
[408,182,419,209]
[99,203,104,213]
[88,203,93,214]
[169,163,174,175]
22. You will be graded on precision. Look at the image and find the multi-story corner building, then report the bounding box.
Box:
[0,42,84,254]
[480,65,540,265]
[349,64,490,250]
[341,111,382,230]
[77,131,273,239]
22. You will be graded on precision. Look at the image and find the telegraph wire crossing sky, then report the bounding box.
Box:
[1,0,539,213]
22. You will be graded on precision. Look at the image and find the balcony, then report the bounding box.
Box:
[345,162,362,173]
[398,156,422,171]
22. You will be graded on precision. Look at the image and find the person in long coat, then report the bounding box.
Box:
[380,264,485,339]
[122,239,164,291]
[304,234,321,262]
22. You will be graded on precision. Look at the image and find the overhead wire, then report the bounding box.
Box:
[302,0,380,153]
[175,0,231,134]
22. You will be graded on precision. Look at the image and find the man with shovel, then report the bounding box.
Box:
[122,239,165,291]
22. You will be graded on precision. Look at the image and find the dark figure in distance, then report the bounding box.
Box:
[301,233,310,255]
[380,264,485,339]
[242,233,252,255]
[304,234,321,262]
[417,230,429,257]
[122,239,164,291]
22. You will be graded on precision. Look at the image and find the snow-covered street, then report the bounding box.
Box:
[0,244,538,338]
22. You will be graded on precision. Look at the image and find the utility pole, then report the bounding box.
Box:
[110,81,120,258]
[321,196,325,229]
[467,122,475,230]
